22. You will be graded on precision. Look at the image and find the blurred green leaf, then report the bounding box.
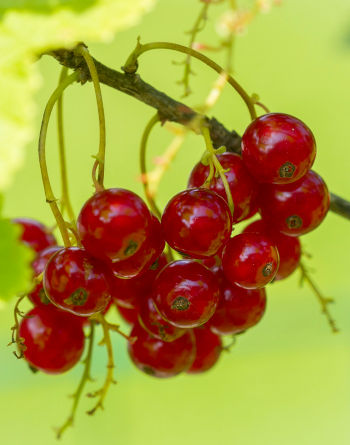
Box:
[0,0,97,16]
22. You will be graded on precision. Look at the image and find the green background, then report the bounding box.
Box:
[1,0,350,444]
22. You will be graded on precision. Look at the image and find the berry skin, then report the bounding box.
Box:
[241,113,316,184]
[19,307,85,374]
[243,219,301,281]
[13,218,56,253]
[138,295,186,342]
[259,170,330,236]
[128,323,195,378]
[209,280,267,335]
[44,247,111,317]
[110,215,165,279]
[28,246,62,307]
[116,304,139,325]
[161,188,232,259]
[222,233,279,289]
[152,259,220,328]
[187,325,222,374]
[77,188,153,263]
[188,152,259,223]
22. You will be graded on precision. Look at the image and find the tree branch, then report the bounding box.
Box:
[48,48,350,221]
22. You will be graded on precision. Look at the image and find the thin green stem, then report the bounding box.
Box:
[57,67,75,223]
[38,71,78,247]
[123,41,257,120]
[77,44,106,190]
[140,113,162,219]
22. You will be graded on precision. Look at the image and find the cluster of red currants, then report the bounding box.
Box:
[15,112,330,379]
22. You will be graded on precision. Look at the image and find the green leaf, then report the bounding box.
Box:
[0,218,35,302]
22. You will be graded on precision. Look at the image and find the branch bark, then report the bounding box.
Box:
[48,48,350,221]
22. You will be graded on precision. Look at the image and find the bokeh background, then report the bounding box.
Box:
[1,0,350,444]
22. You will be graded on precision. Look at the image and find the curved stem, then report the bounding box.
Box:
[38,72,78,247]
[123,41,257,120]
[140,113,162,219]
[57,67,75,223]
[77,45,106,190]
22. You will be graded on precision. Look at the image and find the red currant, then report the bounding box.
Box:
[222,233,279,289]
[152,259,220,328]
[128,323,195,378]
[77,188,153,263]
[161,188,232,258]
[19,307,85,374]
[116,304,139,325]
[44,247,111,316]
[241,113,316,184]
[259,170,330,236]
[13,218,56,253]
[187,325,222,374]
[188,153,259,223]
[210,280,266,335]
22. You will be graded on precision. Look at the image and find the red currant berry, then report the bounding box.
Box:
[128,323,195,378]
[188,153,259,223]
[28,246,63,307]
[222,233,279,289]
[19,307,85,374]
[44,247,111,316]
[187,325,222,374]
[13,218,56,253]
[209,280,266,335]
[110,215,165,279]
[161,188,232,258]
[259,170,330,236]
[138,295,186,342]
[116,304,139,325]
[243,219,301,281]
[241,113,316,184]
[77,188,153,262]
[152,259,220,328]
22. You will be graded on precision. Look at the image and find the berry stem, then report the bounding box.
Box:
[57,67,76,224]
[8,294,27,359]
[56,321,96,439]
[76,44,106,191]
[123,40,257,120]
[38,71,78,247]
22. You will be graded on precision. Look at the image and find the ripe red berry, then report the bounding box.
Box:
[209,280,267,335]
[188,152,259,223]
[77,188,153,263]
[187,325,222,374]
[138,295,186,342]
[243,219,301,281]
[259,170,330,236]
[152,259,220,328]
[19,307,85,374]
[222,233,279,289]
[161,188,232,258]
[116,304,139,325]
[43,247,111,316]
[128,323,195,378]
[13,218,56,253]
[241,113,316,184]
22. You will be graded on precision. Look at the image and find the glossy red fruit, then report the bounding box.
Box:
[44,247,111,316]
[243,219,301,281]
[110,215,165,278]
[187,325,222,374]
[116,304,139,325]
[188,153,259,223]
[28,246,62,307]
[77,188,153,263]
[138,295,186,342]
[13,218,56,253]
[210,280,266,335]
[241,113,316,184]
[161,188,232,259]
[222,233,279,289]
[259,170,330,236]
[128,323,195,378]
[152,259,220,328]
[19,307,85,374]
